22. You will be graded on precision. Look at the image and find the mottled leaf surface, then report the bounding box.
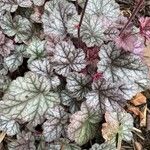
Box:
[0,72,60,126]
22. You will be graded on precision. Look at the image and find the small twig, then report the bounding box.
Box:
[119,0,144,36]
[78,0,89,38]
[132,127,142,133]
[117,135,122,150]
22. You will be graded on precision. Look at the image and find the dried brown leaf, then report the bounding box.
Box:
[130,93,146,106]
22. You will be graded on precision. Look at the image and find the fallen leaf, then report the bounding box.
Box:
[0,132,6,143]
[134,141,143,150]
[130,93,146,106]
[128,106,143,117]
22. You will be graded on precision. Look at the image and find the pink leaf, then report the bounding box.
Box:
[139,17,150,39]
[0,31,14,57]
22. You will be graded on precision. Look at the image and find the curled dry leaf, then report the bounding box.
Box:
[130,93,147,106]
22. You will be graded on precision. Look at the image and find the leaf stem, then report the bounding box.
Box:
[119,0,144,36]
[78,0,89,38]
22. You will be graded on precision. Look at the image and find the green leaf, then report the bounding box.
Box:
[0,72,60,126]
[98,42,149,84]
[27,38,46,62]
[86,0,120,27]
[8,132,36,150]
[90,143,116,150]
[66,72,91,99]
[0,13,32,43]
[102,110,134,142]
[59,90,81,113]
[0,116,20,136]
[67,102,101,145]
[53,41,86,76]
[42,0,76,38]
[43,106,69,142]
[4,53,23,72]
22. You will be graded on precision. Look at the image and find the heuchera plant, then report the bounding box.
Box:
[0,0,150,149]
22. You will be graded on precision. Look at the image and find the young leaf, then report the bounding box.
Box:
[43,105,69,142]
[4,53,23,72]
[0,13,32,43]
[0,116,20,136]
[0,31,14,57]
[98,42,149,83]
[102,110,134,142]
[0,72,60,126]
[53,41,86,76]
[66,72,91,99]
[26,38,46,62]
[86,0,121,27]
[67,102,101,145]
[42,0,76,38]
[8,132,36,150]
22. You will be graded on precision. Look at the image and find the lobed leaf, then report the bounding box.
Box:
[0,13,32,43]
[43,105,69,142]
[66,72,91,99]
[8,132,36,150]
[0,116,20,136]
[0,72,60,126]
[53,41,86,76]
[98,42,149,84]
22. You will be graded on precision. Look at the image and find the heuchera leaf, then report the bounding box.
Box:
[0,0,32,12]
[28,58,60,89]
[85,0,120,27]
[67,102,101,145]
[66,72,91,99]
[67,15,105,47]
[98,42,149,83]
[0,13,32,43]
[8,132,36,150]
[48,138,81,150]
[102,110,134,142]
[32,0,45,6]
[0,31,14,57]
[52,41,86,76]
[0,116,20,136]
[42,0,76,38]
[86,79,125,114]
[27,38,46,62]
[4,53,23,72]
[0,72,60,126]
[59,90,81,113]
[43,105,69,142]
[0,75,10,92]
[90,143,116,150]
